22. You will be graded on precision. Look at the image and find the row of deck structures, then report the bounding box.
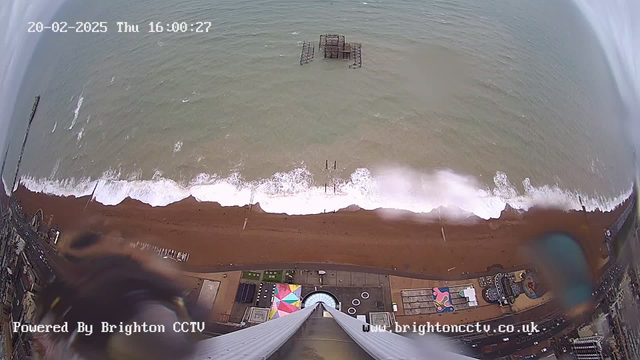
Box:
[401,285,478,315]
[129,241,190,262]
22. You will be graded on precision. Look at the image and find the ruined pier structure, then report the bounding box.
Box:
[300,34,362,68]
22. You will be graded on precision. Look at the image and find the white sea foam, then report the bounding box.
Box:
[51,121,57,133]
[152,169,164,180]
[69,95,84,130]
[127,170,142,181]
[19,168,632,219]
[50,159,61,179]
[77,127,84,141]
[173,141,182,154]
[21,176,97,198]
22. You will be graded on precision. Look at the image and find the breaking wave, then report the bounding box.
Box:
[69,95,83,130]
[19,167,631,220]
[173,141,182,154]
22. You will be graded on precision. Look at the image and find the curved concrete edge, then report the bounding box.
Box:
[323,304,475,360]
[192,303,318,360]
[323,304,421,360]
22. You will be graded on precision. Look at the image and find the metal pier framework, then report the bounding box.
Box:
[300,34,362,68]
[300,40,315,65]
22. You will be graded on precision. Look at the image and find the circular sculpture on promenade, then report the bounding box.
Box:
[523,272,547,299]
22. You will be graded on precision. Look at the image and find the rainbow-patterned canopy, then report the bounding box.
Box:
[269,284,302,319]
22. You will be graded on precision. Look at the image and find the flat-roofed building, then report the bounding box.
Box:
[570,335,605,360]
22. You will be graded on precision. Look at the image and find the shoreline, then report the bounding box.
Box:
[17,170,634,220]
[13,185,630,279]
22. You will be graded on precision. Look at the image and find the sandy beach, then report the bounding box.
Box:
[13,186,628,279]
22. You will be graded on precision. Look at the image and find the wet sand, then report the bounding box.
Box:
[13,186,628,279]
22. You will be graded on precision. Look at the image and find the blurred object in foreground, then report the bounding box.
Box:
[34,231,200,360]
[523,233,594,318]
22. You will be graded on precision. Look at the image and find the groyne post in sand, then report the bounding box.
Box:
[10,96,40,197]
[84,181,100,212]
[579,196,590,227]
[324,161,338,194]
[324,160,337,170]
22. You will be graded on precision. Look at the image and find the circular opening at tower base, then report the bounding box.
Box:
[302,291,339,309]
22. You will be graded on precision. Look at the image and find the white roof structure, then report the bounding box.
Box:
[244,307,270,324]
[462,287,478,307]
[196,280,220,311]
[369,312,392,327]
